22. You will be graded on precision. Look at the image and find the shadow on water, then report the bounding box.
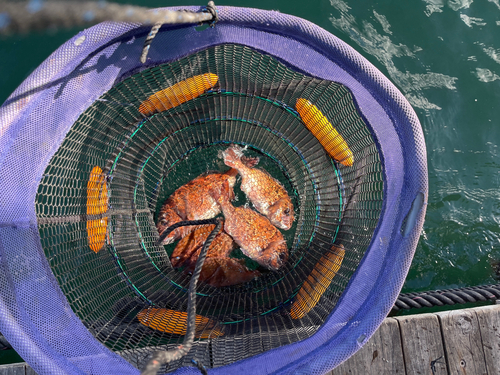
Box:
[2,27,154,109]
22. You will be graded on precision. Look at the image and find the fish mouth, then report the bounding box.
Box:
[257,259,281,272]
[258,250,287,271]
[272,219,293,231]
[157,229,175,245]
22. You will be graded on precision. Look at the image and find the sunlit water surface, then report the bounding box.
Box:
[1,0,499,294]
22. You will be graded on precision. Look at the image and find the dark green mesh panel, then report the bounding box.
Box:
[35,44,383,371]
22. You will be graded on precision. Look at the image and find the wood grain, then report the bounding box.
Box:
[475,304,500,375]
[328,317,405,375]
[395,313,448,375]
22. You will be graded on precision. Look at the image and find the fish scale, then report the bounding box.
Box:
[170,224,260,287]
[156,172,236,244]
[223,145,295,231]
[212,181,289,271]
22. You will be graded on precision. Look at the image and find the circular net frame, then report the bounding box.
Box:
[0,6,427,375]
[35,44,382,371]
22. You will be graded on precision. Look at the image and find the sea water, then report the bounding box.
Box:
[1,0,498,297]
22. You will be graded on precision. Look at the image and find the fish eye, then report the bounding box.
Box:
[160,219,168,225]
[279,252,286,261]
[284,208,290,215]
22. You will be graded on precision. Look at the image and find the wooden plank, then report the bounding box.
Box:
[0,363,27,375]
[395,313,447,375]
[0,363,36,375]
[328,318,405,375]
[437,308,487,375]
[475,304,500,375]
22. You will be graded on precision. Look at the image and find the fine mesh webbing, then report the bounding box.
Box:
[35,44,382,371]
[0,6,427,375]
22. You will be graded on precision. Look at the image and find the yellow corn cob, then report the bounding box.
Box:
[137,307,224,339]
[295,98,354,166]
[290,244,345,319]
[86,166,108,253]
[138,73,219,116]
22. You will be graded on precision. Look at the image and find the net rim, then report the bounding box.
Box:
[0,6,427,375]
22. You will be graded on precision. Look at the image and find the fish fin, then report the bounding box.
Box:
[171,230,201,268]
[241,155,260,168]
[225,168,239,178]
[259,240,288,271]
[208,180,231,203]
[201,258,260,287]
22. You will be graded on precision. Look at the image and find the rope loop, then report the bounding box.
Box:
[204,1,218,27]
[155,218,222,245]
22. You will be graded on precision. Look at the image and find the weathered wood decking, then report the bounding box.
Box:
[329,304,500,375]
[1,304,499,374]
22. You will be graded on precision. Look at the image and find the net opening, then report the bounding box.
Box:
[35,44,384,371]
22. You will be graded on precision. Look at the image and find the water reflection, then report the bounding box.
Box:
[330,0,457,110]
[329,0,500,292]
[460,14,486,27]
[475,68,500,82]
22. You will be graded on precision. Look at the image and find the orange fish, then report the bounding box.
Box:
[170,224,232,269]
[156,172,237,245]
[157,157,259,245]
[137,307,224,338]
[210,181,288,271]
[171,224,260,287]
[223,145,294,231]
[290,244,345,319]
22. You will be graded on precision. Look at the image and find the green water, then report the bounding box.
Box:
[1,0,499,297]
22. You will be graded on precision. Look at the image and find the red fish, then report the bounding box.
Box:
[156,172,236,244]
[223,145,294,230]
[199,258,259,287]
[157,158,259,245]
[210,181,288,271]
[171,224,260,287]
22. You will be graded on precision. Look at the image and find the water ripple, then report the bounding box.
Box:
[328,0,500,292]
[460,14,487,27]
[475,68,500,82]
[329,0,458,110]
[422,0,477,15]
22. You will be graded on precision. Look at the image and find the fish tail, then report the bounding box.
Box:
[225,168,239,178]
[222,145,245,169]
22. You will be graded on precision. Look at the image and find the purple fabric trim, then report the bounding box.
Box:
[0,6,427,374]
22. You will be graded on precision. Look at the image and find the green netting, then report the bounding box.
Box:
[35,44,383,370]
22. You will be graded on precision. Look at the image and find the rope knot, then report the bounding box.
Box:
[205,1,218,27]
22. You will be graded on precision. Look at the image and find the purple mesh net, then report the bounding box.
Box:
[0,6,427,375]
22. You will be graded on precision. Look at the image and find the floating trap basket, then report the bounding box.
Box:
[0,6,427,375]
